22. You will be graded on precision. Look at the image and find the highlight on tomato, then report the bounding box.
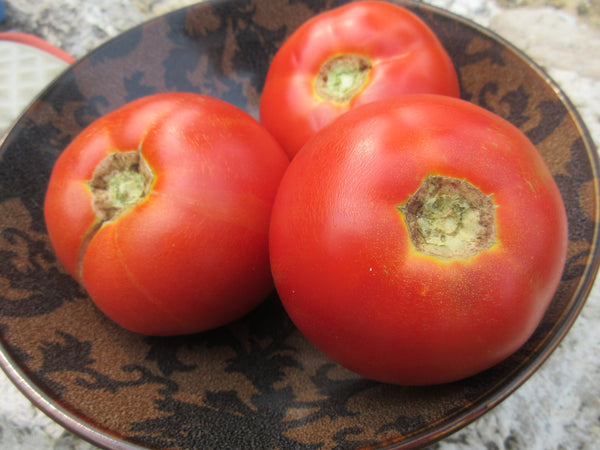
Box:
[259,0,460,159]
[44,93,289,336]
[269,94,568,385]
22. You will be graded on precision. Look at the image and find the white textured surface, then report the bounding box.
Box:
[0,41,68,132]
[0,0,599,449]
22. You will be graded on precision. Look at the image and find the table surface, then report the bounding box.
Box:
[0,0,599,449]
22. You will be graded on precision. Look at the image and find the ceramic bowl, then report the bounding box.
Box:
[0,1,598,448]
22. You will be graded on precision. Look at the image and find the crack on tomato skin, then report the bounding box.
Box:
[398,174,497,260]
[76,221,101,282]
[314,53,372,104]
[77,148,155,281]
[75,191,186,333]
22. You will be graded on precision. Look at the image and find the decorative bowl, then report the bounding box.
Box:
[0,0,598,448]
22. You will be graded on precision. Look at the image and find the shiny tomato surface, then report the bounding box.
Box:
[260,0,460,158]
[269,94,568,385]
[45,93,289,336]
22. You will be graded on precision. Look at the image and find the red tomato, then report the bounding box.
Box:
[259,0,460,159]
[269,94,568,385]
[45,93,289,336]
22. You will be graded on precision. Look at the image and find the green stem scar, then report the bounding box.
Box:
[314,54,372,104]
[77,150,153,280]
[107,170,146,209]
[88,150,154,222]
[398,175,496,260]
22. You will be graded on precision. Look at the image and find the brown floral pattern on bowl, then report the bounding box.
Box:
[0,1,598,449]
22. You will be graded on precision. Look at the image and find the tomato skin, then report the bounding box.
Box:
[259,0,460,159]
[269,94,568,385]
[44,93,289,336]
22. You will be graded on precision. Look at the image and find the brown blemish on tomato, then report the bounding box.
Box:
[398,174,496,260]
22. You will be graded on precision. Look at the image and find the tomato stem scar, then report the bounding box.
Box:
[315,54,371,104]
[398,175,496,260]
[88,149,154,222]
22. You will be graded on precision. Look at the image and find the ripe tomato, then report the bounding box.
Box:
[259,0,460,159]
[45,93,289,336]
[269,94,568,385]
